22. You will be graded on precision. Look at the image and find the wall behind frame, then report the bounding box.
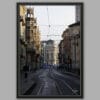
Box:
[0,0,100,100]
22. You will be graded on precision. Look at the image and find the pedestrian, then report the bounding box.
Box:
[67,56,71,72]
[70,58,72,72]
[23,64,29,79]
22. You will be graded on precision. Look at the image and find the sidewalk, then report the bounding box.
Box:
[20,71,36,95]
[63,71,80,79]
[57,69,80,79]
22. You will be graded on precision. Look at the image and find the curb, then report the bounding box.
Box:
[63,72,80,79]
[23,82,36,95]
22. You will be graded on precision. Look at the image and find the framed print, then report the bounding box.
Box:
[17,2,83,98]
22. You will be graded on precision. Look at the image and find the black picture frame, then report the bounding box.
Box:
[17,2,84,98]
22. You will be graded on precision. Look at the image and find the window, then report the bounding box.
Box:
[30,22,33,26]
[26,21,30,26]
[26,29,30,34]
[31,30,33,33]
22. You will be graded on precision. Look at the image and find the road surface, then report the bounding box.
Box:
[24,68,80,96]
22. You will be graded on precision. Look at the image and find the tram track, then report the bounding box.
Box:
[33,69,60,96]
[49,70,79,95]
[23,69,80,96]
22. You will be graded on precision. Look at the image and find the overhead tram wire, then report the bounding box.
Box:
[37,7,67,42]
[32,35,61,36]
[38,24,68,26]
[47,6,51,34]
[31,40,62,42]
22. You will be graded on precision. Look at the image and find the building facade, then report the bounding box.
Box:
[46,40,59,65]
[41,41,47,65]
[41,40,59,67]
[58,22,80,74]
[25,8,41,70]
[58,29,72,71]
[19,5,27,71]
[76,5,81,22]
[62,29,71,64]
[58,5,81,74]
[69,22,80,74]
[58,40,64,65]
[18,6,41,95]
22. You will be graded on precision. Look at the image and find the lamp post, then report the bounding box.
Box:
[72,32,79,73]
[66,33,77,73]
[25,42,28,66]
[73,35,77,72]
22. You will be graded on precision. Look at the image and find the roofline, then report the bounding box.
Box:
[69,21,80,27]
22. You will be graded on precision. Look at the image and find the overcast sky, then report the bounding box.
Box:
[28,6,76,44]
